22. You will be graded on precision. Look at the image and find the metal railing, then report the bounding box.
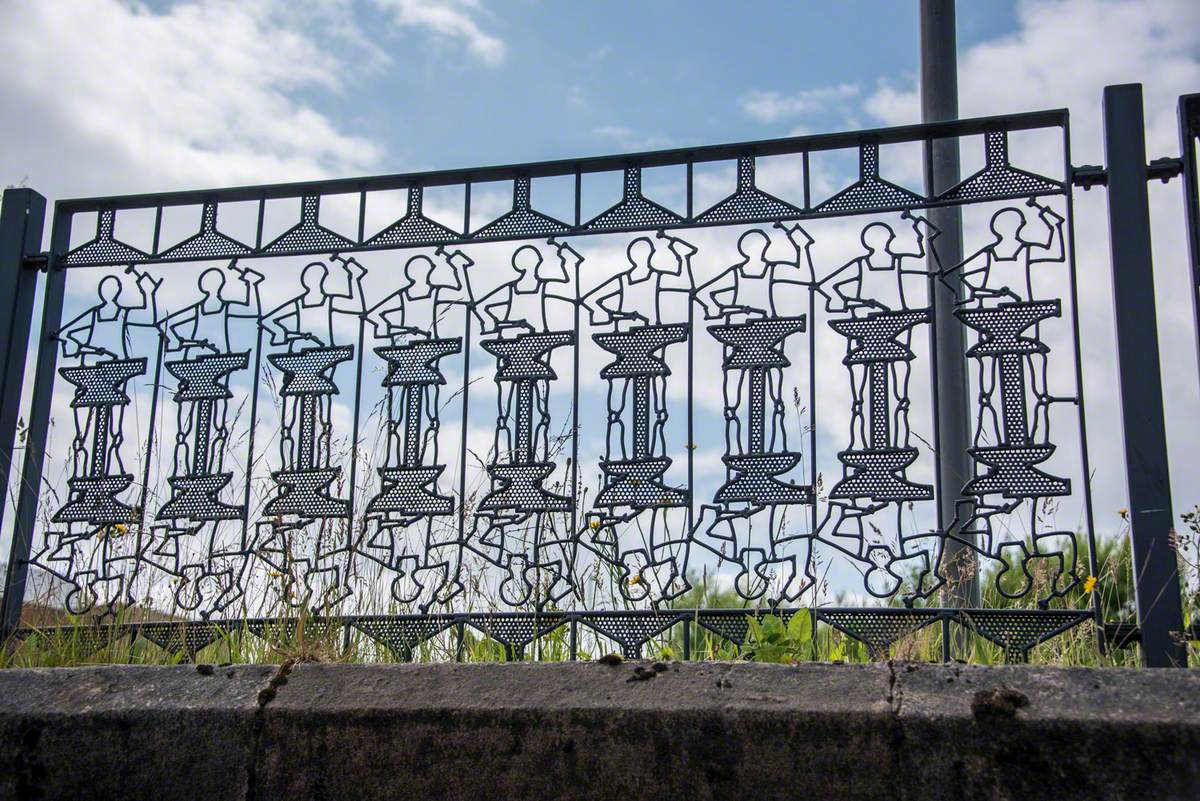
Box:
[0,83,1192,666]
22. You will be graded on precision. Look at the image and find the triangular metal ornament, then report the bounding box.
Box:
[937,130,1062,202]
[157,202,252,260]
[64,209,150,266]
[815,143,923,215]
[138,621,224,656]
[263,194,354,254]
[695,156,802,224]
[352,616,456,660]
[960,609,1090,663]
[471,177,570,240]
[585,168,683,230]
[365,185,459,247]
[819,609,940,659]
[468,613,566,659]
[578,611,681,658]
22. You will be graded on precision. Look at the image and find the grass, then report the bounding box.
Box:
[4,513,1198,669]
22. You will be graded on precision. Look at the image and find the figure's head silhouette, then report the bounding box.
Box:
[737,229,771,262]
[198,267,226,298]
[860,223,894,254]
[736,230,772,277]
[404,255,436,290]
[98,275,122,305]
[990,208,1024,245]
[512,244,542,278]
[627,237,655,272]
[301,261,328,294]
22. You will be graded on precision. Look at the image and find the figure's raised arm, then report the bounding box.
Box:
[548,237,583,275]
[890,211,940,264]
[228,262,265,317]
[328,255,368,313]
[657,230,698,291]
[1025,198,1065,264]
[773,221,815,285]
[123,266,162,326]
[435,246,475,306]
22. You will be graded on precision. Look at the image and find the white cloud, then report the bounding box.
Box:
[0,0,384,197]
[740,84,861,123]
[370,0,506,66]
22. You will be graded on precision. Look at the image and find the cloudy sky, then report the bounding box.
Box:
[1,0,1199,604]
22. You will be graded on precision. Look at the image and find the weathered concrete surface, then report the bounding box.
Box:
[0,663,275,800]
[1,661,1198,800]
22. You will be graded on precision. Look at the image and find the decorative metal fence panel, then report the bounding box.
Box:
[7,96,1187,664]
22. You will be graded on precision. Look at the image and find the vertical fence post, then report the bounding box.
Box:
[1102,83,1187,667]
[0,190,45,530]
[0,203,69,639]
[920,0,978,610]
[1178,93,1200,384]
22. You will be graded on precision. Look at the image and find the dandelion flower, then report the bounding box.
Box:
[1083,575,1097,593]
[1118,508,1129,521]
[589,519,601,531]
[628,574,643,587]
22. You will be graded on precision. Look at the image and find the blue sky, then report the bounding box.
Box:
[324,1,1020,170]
[138,1,1019,176]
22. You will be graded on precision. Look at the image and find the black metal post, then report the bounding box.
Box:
[1103,83,1187,667]
[921,0,977,608]
[0,189,44,538]
[0,204,69,639]
[1179,94,1200,384]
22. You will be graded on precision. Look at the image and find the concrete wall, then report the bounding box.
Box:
[1,660,1197,800]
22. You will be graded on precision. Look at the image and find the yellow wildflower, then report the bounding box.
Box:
[268,570,283,579]
[1083,575,1097,594]
[1118,508,1129,521]
[589,519,601,531]
[628,574,644,587]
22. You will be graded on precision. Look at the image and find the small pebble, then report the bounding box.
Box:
[598,653,623,666]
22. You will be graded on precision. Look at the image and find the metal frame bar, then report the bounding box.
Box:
[1102,84,1187,667]
[1,203,70,638]
[0,189,45,541]
[1179,93,1200,389]
[54,111,1069,268]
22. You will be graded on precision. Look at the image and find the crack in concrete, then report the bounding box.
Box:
[243,659,295,801]
[886,661,908,801]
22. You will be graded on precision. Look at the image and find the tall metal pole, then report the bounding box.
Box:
[0,189,45,535]
[1,205,69,639]
[1103,83,1186,667]
[921,0,977,606]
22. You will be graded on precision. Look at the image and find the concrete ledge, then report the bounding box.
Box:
[1,661,1198,800]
